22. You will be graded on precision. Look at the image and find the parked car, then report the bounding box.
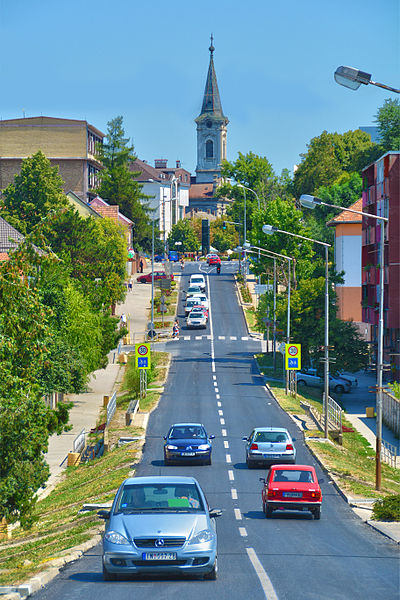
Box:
[187,309,207,329]
[296,368,351,393]
[336,371,358,387]
[137,271,174,284]
[99,475,220,580]
[164,423,215,465]
[185,296,203,315]
[243,427,296,468]
[261,464,322,519]
[189,274,206,291]
[154,255,164,262]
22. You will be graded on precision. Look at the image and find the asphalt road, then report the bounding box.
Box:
[33,262,399,600]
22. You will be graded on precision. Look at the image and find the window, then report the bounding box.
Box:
[206,140,214,159]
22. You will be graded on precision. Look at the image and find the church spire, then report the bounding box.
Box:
[199,35,225,117]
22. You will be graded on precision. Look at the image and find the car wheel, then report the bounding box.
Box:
[164,455,172,466]
[334,385,344,394]
[297,380,306,386]
[204,558,218,580]
[103,563,117,581]
[265,504,273,518]
[246,458,254,469]
[313,507,321,520]
[205,455,212,466]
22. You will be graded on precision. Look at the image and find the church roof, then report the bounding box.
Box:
[198,36,226,119]
[189,183,216,200]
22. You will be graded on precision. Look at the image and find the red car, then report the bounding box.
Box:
[208,255,221,265]
[136,271,174,284]
[261,464,322,519]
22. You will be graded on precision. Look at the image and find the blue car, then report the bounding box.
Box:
[164,423,215,466]
[99,476,221,580]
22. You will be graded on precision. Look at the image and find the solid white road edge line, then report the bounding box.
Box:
[246,547,279,600]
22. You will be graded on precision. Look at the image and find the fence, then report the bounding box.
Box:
[382,438,400,468]
[73,428,86,454]
[106,391,117,426]
[322,394,343,432]
[382,390,400,437]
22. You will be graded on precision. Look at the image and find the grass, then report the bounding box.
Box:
[263,374,400,500]
[245,307,258,331]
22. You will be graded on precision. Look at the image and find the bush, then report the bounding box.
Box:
[372,495,400,521]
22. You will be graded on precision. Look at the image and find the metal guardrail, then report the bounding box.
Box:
[73,428,86,454]
[106,391,117,426]
[382,439,399,468]
[382,390,400,437]
[327,395,343,431]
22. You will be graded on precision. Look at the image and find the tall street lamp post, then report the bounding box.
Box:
[334,66,400,94]
[237,184,262,284]
[262,224,331,438]
[300,194,388,490]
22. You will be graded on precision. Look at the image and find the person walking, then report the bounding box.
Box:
[172,319,180,339]
[139,259,144,273]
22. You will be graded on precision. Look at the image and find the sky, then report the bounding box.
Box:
[0,0,399,177]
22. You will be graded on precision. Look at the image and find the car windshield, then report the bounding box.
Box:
[116,483,205,513]
[191,278,203,284]
[169,425,207,439]
[255,432,288,443]
[273,470,314,483]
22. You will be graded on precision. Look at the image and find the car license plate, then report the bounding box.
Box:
[181,452,196,456]
[143,552,177,561]
[283,492,302,498]
[263,454,280,459]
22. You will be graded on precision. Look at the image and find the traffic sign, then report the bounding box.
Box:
[285,343,301,370]
[135,343,151,369]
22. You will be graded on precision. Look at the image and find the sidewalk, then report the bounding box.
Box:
[41,267,154,497]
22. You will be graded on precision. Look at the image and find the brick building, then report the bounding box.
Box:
[0,116,104,202]
[361,152,400,381]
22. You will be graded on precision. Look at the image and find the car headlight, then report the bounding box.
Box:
[104,531,130,545]
[198,444,210,450]
[188,529,215,545]
[166,444,178,450]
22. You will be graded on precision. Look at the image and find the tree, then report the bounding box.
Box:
[292,130,380,197]
[167,219,199,253]
[0,151,68,235]
[210,218,238,252]
[96,116,152,250]
[375,98,400,151]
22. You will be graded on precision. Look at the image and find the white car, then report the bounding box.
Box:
[187,310,207,329]
[185,297,203,315]
[189,293,209,311]
[189,305,208,321]
[185,284,202,298]
[189,274,206,292]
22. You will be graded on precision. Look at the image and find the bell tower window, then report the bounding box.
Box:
[206,139,214,158]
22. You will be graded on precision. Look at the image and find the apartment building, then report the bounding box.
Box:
[362,152,400,381]
[0,116,104,202]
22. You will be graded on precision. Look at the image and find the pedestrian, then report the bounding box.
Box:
[140,259,144,273]
[120,313,127,328]
[128,280,133,292]
[172,319,180,339]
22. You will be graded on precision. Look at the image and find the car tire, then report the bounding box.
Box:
[334,385,344,394]
[205,455,212,466]
[164,455,172,466]
[297,380,306,386]
[203,558,218,580]
[103,563,117,581]
[246,458,254,469]
[313,507,321,520]
[265,504,273,518]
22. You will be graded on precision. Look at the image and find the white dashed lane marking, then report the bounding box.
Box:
[231,488,237,499]
[218,409,223,416]
[220,418,225,425]
[228,470,234,481]
[234,508,242,520]
[224,441,229,449]
[225,454,231,463]
[239,527,247,537]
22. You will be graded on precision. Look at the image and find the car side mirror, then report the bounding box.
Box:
[163,436,167,440]
[259,478,265,484]
[242,436,248,442]
[209,435,215,440]
[209,508,222,518]
[292,437,296,442]
[318,478,324,484]
[97,510,110,520]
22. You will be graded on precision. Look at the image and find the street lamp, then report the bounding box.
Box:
[263,224,331,438]
[300,194,388,490]
[334,66,400,93]
[237,184,262,284]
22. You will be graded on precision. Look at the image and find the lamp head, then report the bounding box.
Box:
[262,224,277,235]
[299,195,321,209]
[334,66,371,90]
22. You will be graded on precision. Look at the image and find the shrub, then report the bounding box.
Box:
[372,495,400,521]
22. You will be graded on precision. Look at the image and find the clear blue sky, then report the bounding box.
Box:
[1,0,399,177]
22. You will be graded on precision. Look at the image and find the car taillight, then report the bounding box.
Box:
[267,490,277,499]
[310,491,321,500]
[250,443,258,450]
[286,444,293,451]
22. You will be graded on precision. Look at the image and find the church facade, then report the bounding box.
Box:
[188,38,231,217]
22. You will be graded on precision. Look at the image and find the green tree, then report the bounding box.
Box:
[375,98,400,151]
[0,151,68,235]
[210,218,238,253]
[292,130,380,197]
[167,219,199,253]
[96,116,151,250]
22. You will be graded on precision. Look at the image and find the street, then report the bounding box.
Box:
[32,263,399,600]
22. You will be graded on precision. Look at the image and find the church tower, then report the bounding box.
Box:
[195,36,229,184]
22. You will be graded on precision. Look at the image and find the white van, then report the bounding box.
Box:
[189,274,206,291]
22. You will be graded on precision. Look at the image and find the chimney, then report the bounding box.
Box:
[155,159,168,169]
[176,160,181,169]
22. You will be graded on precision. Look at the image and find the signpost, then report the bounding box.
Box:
[135,343,151,399]
[285,344,301,370]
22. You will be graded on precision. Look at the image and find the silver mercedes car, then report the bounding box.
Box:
[99,476,220,580]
